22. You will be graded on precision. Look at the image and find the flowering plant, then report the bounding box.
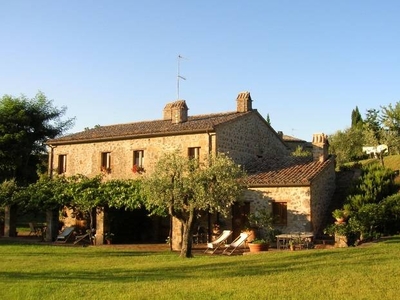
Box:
[105,232,114,241]
[131,164,145,174]
[101,166,111,174]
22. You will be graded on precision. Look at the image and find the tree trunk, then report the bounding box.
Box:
[179,210,195,258]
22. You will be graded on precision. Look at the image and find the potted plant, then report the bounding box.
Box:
[248,238,270,252]
[105,232,114,244]
[246,208,274,252]
[289,239,295,251]
[332,209,347,224]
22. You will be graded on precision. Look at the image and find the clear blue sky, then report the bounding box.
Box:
[1,1,399,141]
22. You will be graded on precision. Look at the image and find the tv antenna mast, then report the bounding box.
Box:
[177,55,187,99]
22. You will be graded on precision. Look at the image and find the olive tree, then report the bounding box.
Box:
[141,151,246,258]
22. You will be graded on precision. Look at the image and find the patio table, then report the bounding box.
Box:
[276,232,314,250]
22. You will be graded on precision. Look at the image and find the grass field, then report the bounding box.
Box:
[0,236,399,300]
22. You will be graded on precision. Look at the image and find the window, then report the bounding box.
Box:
[58,155,67,174]
[188,147,200,160]
[272,202,287,225]
[133,150,144,167]
[101,152,111,172]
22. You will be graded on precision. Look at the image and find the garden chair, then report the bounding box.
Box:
[74,229,94,245]
[28,222,40,236]
[55,226,75,243]
[222,232,249,255]
[204,230,233,254]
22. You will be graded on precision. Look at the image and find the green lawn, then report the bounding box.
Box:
[0,237,399,300]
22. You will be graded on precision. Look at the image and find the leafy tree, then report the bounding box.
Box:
[364,109,381,143]
[265,114,271,125]
[291,145,311,157]
[329,126,365,166]
[0,179,19,207]
[66,174,105,230]
[141,152,246,258]
[24,174,71,211]
[380,101,400,154]
[0,92,74,183]
[346,164,394,210]
[351,106,363,129]
[381,101,400,134]
[381,194,400,234]
[102,179,143,211]
[326,163,396,243]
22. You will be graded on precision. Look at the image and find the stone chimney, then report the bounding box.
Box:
[163,102,173,120]
[171,100,189,124]
[236,91,252,112]
[312,133,329,162]
[163,100,189,123]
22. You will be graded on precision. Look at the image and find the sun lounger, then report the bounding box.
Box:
[204,230,233,254]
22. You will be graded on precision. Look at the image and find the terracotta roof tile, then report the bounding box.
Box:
[48,111,252,144]
[245,156,334,186]
[282,135,306,142]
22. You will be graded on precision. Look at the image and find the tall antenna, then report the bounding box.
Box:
[177,55,187,99]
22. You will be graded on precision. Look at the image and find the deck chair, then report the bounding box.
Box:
[204,230,233,254]
[28,222,40,236]
[74,229,95,245]
[222,232,249,255]
[55,227,75,243]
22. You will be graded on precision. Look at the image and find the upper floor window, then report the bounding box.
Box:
[133,150,144,167]
[58,154,67,174]
[101,152,111,173]
[132,150,145,174]
[272,202,287,225]
[188,147,200,160]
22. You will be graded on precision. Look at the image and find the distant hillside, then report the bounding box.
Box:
[359,155,400,185]
[360,155,400,171]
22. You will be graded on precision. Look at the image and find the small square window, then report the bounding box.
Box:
[272,202,287,225]
[188,147,200,160]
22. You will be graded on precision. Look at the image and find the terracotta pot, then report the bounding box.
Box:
[106,239,112,245]
[248,243,269,252]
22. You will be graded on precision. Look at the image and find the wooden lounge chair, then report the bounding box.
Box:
[204,230,233,254]
[222,232,249,255]
[55,227,75,243]
[28,222,40,236]
[74,229,95,245]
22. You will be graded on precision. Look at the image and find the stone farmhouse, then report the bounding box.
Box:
[47,91,336,246]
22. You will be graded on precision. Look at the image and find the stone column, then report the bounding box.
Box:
[95,207,106,245]
[335,233,348,247]
[46,209,60,241]
[4,205,17,237]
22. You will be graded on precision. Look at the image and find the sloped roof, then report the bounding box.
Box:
[282,134,306,142]
[245,155,334,187]
[48,110,253,145]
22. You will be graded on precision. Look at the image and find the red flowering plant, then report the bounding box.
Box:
[131,164,145,174]
[101,166,111,174]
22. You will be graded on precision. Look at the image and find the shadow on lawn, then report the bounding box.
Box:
[1,236,398,284]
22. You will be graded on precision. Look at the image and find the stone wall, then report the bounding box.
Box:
[216,112,289,166]
[245,159,336,235]
[310,159,336,235]
[51,133,211,178]
[246,186,312,234]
